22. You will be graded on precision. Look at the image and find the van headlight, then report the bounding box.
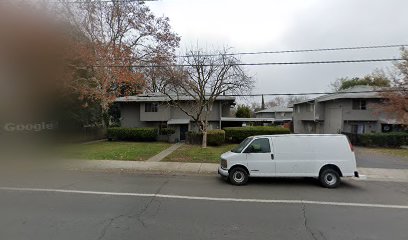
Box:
[220,159,227,169]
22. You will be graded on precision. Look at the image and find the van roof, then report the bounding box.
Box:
[251,134,345,138]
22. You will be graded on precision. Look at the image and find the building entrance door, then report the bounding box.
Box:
[179,124,188,141]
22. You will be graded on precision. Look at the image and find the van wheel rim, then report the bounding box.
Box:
[324,173,337,185]
[233,171,244,183]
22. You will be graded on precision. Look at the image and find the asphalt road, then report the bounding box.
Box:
[0,171,407,240]
[355,147,408,169]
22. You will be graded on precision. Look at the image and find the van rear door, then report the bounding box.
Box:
[244,137,275,176]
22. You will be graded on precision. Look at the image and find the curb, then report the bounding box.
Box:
[66,160,218,175]
[65,160,408,182]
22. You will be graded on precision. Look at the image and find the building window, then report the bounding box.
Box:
[351,124,365,134]
[145,103,158,112]
[352,99,367,110]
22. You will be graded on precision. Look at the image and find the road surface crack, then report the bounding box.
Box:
[97,214,125,240]
[95,179,170,240]
[135,178,169,228]
[301,202,318,240]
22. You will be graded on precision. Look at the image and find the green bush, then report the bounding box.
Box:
[235,105,251,118]
[187,131,201,145]
[187,130,225,146]
[207,130,225,146]
[107,127,158,141]
[359,132,408,147]
[159,128,176,135]
[224,126,290,143]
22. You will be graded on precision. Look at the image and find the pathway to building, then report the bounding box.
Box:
[146,142,184,162]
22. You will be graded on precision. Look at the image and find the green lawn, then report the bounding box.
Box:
[365,147,408,158]
[62,141,171,161]
[163,144,237,163]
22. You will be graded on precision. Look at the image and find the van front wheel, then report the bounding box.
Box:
[319,169,340,188]
[229,167,248,186]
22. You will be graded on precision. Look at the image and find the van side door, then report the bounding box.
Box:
[244,138,275,176]
[272,137,317,177]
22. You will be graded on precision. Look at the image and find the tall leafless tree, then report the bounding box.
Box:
[161,48,254,148]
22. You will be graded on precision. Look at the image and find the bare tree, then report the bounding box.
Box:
[250,96,309,112]
[161,48,254,148]
[266,96,287,108]
[286,95,309,106]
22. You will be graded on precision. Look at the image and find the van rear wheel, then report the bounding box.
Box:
[229,167,248,186]
[319,169,340,188]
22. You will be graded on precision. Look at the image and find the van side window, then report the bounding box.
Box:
[244,138,271,153]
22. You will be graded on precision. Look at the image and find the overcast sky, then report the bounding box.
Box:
[148,0,407,104]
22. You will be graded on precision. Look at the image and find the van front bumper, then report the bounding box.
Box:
[218,166,229,177]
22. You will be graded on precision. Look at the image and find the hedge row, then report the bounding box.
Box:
[187,130,225,146]
[359,132,408,147]
[224,126,290,143]
[159,128,176,135]
[107,127,158,141]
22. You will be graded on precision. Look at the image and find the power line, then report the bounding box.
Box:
[179,44,408,58]
[136,89,405,99]
[87,57,405,68]
[221,89,406,97]
[52,0,158,3]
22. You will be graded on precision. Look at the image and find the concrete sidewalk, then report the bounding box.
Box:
[66,160,408,182]
[68,160,217,174]
[146,142,184,162]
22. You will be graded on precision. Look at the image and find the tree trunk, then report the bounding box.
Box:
[102,110,110,129]
[201,120,208,148]
[202,130,207,148]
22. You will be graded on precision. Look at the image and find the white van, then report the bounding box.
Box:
[218,134,359,188]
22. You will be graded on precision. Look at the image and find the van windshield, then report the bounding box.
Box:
[231,137,253,153]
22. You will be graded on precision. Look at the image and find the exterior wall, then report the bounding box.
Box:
[139,102,170,122]
[169,100,228,121]
[121,100,232,126]
[256,111,292,120]
[256,112,276,118]
[120,103,148,128]
[293,102,315,133]
[120,100,231,141]
[189,121,220,131]
[342,99,381,121]
[293,103,315,121]
[293,98,390,134]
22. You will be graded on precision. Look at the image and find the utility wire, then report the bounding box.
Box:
[3,0,159,4]
[53,0,158,3]
[179,44,407,58]
[221,89,406,97]
[136,89,406,98]
[87,57,405,68]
